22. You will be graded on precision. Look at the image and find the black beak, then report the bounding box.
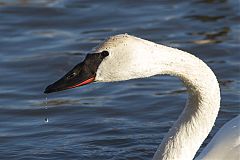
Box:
[44,51,109,94]
[44,63,96,94]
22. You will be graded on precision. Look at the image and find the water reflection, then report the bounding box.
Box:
[196,0,227,4]
[186,15,225,22]
[0,0,59,7]
[0,0,239,159]
[189,27,230,44]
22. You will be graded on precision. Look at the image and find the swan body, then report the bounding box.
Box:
[45,34,240,160]
[196,115,240,160]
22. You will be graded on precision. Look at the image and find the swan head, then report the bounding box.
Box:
[44,51,109,93]
[44,34,160,93]
[95,34,160,82]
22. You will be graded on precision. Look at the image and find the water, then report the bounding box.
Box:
[44,96,48,123]
[0,0,239,159]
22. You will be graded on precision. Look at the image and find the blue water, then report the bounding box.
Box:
[0,0,239,159]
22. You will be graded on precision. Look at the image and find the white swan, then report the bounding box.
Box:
[45,34,240,160]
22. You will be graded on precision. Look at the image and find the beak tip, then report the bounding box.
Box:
[44,85,53,94]
[44,90,49,94]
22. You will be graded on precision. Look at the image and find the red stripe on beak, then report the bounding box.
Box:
[67,77,95,89]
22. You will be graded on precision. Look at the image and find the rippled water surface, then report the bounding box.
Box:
[0,0,239,159]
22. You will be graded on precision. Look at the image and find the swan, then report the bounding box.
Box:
[44,34,240,160]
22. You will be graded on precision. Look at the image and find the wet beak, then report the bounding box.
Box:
[44,76,95,94]
[44,63,95,94]
[44,51,109,94]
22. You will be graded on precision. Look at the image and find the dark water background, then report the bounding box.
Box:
[0,0,239,159]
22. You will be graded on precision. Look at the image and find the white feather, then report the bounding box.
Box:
[92,34,239,160]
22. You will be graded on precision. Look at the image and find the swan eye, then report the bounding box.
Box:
[101,51,109,58]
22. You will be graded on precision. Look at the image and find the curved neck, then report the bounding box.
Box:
[95,35,221,160]
[151,46,221,160]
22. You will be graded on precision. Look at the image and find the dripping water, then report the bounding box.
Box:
[44,96,49,123]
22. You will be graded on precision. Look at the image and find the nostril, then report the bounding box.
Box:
[67,72,76,79]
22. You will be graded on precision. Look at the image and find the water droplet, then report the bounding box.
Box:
[44,96,49,123]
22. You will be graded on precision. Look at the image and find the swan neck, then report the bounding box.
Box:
[94,35,221,160]
[152,47,220,160]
